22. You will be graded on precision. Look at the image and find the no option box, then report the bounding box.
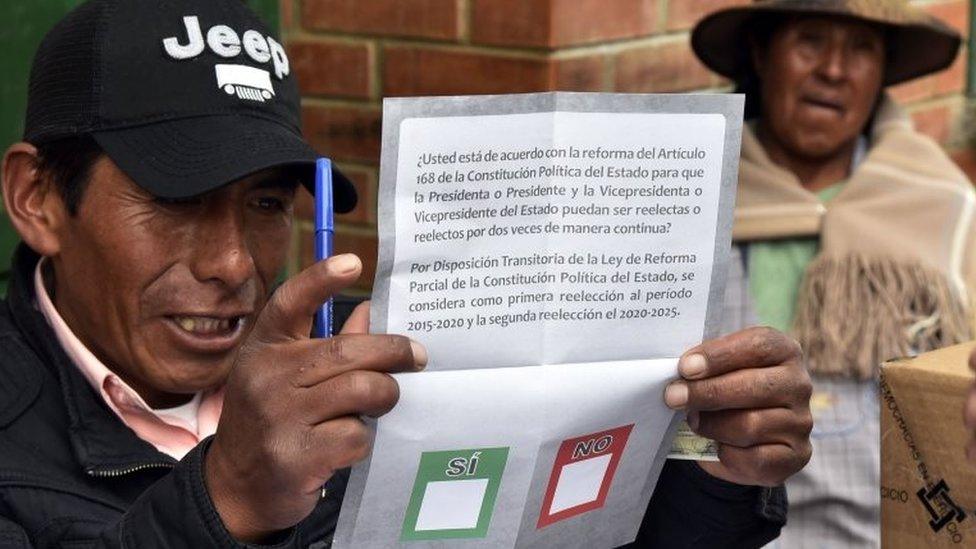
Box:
[401,447,509,541]
[537,424,634,528]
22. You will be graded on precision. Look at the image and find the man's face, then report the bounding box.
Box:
[50,157,297,407]
[755,16,885,160]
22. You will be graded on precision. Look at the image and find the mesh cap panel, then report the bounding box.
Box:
[24,0,110,143]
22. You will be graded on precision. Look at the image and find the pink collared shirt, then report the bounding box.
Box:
[35,261,223,460]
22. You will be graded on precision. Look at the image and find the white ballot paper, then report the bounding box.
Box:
[333,92,743,548]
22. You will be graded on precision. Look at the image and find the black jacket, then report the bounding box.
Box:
[0,246,786,548]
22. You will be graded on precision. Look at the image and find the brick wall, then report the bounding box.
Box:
[281,0,973,288]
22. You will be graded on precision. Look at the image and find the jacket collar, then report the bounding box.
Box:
[6,244,176,474]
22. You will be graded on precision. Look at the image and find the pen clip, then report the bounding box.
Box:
[315,158,335,234]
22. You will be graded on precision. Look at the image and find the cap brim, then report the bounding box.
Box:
[92,114,357,213]
[692,6,961,87]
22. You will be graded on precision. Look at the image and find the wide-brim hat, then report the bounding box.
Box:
[692,0,962,86]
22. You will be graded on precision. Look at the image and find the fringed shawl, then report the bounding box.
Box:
[733,96,976,379]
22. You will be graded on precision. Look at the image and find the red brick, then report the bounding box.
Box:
[302,105,382,164]
[889,74,934,104]
[294,167,376,225]
[550,0,657,45]
[471,0,657,48]
[615,41,716,92]
[471,0,550,47]
[383,47,552,96]
[336,168,377,225]
[299,227,379,290]
[911,103,953,144]
[302,0,459,40]
[920,0,970,38]
[288,41,371,99]
[551,55,606,91]
[667,0,750,31]
[278,0,299,31]
[280,0,296,29]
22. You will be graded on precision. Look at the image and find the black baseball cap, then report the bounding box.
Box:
[23,0,356,212]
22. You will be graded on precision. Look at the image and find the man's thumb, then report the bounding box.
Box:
[253,254,362,341]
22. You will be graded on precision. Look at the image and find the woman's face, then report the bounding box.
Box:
[755,16,886,160]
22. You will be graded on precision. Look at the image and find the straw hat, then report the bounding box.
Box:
[691,0,962,86]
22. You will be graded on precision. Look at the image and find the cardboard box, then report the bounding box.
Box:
[881,342,976,548]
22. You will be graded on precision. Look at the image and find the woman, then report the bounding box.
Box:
[691,1,975,547]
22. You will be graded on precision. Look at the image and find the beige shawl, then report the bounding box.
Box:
[734,97,976,379]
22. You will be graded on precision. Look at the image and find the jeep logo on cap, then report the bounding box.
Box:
[215,64,275,102]
[162,15,289,102]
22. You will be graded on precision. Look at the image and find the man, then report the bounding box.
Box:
[0,1,812,547]
[692,1,972,547]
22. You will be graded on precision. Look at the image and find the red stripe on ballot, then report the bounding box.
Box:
[537,424,635,528]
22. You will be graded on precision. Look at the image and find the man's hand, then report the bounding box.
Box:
[205,254,426,542]
[664,326,813,486]
[965,349,976,465]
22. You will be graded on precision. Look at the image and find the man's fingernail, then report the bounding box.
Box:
[410,340,428,369]
[332,254,360,274]
[665,382,689,409]
[679,354,707,379]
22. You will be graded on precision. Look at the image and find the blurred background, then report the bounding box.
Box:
[2,0,973,293]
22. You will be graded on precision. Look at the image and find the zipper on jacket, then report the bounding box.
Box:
[86,462,174,478]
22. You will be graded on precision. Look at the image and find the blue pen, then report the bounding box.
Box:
[314,158,334,338]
